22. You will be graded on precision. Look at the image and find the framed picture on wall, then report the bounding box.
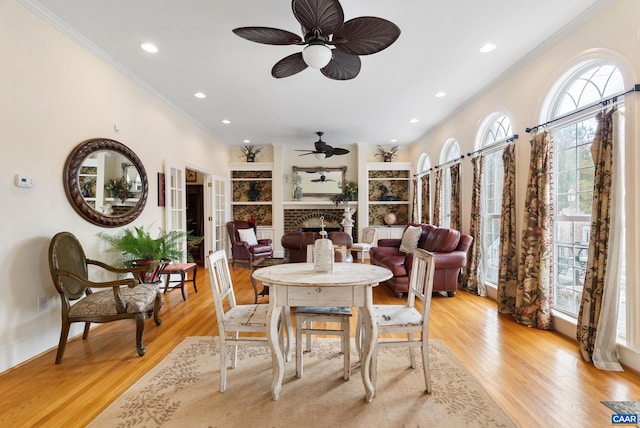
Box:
[158,172,165,206]
[186,169,197,182]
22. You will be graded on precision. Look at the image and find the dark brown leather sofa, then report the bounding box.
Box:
[369,224,473,297]
[281,231,353,263]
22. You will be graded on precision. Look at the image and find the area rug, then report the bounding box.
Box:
[89,337,516,428]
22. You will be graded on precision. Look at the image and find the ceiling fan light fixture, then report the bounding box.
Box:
[315,152,327,160]
[302,44,332,69]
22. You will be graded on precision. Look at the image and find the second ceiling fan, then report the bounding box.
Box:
[296,132,349,158]
[233,0,401,80]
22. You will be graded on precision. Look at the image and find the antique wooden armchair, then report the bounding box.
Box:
[48,232,162,364]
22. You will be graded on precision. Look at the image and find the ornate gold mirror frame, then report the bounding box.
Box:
[292,166,346,197]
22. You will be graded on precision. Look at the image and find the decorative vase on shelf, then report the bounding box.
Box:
[247,181,261,201]
[294,186,303,200]
[383,213,397,226]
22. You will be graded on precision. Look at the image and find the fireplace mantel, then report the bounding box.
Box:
[283,201,356,210]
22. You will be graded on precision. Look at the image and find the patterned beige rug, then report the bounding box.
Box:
[89,337,516,428]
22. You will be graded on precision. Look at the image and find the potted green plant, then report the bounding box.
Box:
[240,145,263,162]
[374,145,399,162]
[97,226,202,282]
[331,181,358,206]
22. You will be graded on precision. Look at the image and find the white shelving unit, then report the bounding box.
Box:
[365,162,412,227]
[229,161,274,229]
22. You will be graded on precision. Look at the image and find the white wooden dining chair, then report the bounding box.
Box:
[357,248,436,393]
[208,250,290,392]
[294,246,353,380]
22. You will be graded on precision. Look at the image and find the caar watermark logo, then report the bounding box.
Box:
[612,413,638,426]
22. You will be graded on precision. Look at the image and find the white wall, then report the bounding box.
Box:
[0,0,229,372]
[409,0,640,370]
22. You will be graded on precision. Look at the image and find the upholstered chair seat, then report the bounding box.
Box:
[67,283,159,317]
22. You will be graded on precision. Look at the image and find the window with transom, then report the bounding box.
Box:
[545,62,626,336]
[478,114,512,285]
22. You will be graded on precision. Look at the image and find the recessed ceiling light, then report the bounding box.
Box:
[140,43,158,53]
[194,92,206,99]
[480,43,496,53]
[410,118,419,124]
[435,91,447,98]
[390,139,398,143]
[221,119,231,125]
[243,139,251,143]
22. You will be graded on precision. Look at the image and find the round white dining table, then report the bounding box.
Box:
[252,262,392,402]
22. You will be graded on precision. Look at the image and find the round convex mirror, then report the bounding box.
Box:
[63,138,148,227]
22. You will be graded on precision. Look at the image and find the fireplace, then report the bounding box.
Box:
[283,208,357,239]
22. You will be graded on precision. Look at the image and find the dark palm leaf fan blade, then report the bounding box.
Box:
[272,52,308,78]
[330,147,350,155]
[321,50,361,80]
[292,0,344,37]
[333,17,401,55]
[232,27,302,45]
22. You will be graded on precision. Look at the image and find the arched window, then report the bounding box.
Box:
[544,61,625,320]
[417,154,431,222]
[418,154,431,173]
[478,113,512,285]
[440,140,460,227]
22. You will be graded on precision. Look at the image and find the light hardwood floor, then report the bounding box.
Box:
[1,261,639,427]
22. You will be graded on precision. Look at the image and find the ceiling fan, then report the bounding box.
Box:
[296,132,349,158]
[232,0,400,80]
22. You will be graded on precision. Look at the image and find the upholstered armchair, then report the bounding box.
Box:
[48,232,162,364]
[226,220,273,267]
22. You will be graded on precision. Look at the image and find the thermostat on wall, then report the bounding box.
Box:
[15,175,34,188]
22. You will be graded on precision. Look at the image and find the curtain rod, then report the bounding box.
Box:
[526,84,640,133]
[466,134,519,158]
[414,155,464,178]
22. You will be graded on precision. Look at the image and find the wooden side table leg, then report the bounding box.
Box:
[192,265,198,293]
[179,271,186,301]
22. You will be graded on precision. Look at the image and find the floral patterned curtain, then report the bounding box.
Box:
[577,107,623,370]
[497,144,518,314]
[411,178,419,223]
[515,131,551,329]
[450,163,461,231]
[465,156,484,295]
[433,169,443,227]
[422,174,431,224]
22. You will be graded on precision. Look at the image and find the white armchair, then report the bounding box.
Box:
[350,226,377,263]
